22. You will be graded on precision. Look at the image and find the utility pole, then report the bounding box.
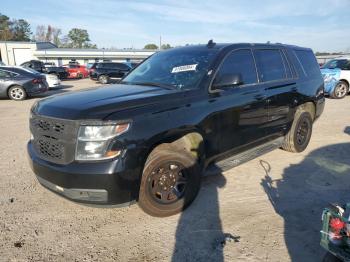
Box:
[159,35,162,50]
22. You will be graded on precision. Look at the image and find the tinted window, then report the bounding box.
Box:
[322,59,350,70]
[254,49,286,82]
[116,63,130,70]
[294,50,321,78]
[0,70,14,78]
[280,50,293,78]
[123,48,219,90]
[97,63,111,69]
[216,49,257,85]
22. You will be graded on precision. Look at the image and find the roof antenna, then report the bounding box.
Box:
[207,39,216,48]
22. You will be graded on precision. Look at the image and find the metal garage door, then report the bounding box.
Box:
[13,48,33,65]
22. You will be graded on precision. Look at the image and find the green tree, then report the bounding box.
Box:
[10,19,31,41]
[161,43,172,49]
[0,13,12,40]
[68,28,90,48]
[144,43,158,49]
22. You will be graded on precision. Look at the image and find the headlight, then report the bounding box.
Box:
[75,123,130,161]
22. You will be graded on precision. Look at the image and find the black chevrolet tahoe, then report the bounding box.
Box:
[28,42,325,217]
[89,62,131,84]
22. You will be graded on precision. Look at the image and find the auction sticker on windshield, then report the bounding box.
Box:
[171,64,198,73]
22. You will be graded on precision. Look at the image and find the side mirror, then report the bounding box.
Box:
[212,73,243,89]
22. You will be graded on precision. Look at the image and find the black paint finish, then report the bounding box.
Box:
[27,43,325,205]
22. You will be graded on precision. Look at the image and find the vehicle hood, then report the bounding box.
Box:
[34,84,181,119]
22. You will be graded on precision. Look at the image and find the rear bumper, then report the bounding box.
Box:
[27,83,48,95]
[27,141,141,206]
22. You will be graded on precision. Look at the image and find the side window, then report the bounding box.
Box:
[254,49,286,82]
[342,60,350,70]
[280,50,293,78]
[0,70,11,78]
[293,50,320,78]
[216,49,257,86]
[116,63,130,70]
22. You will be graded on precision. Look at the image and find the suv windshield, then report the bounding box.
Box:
[122,48,219,90]
[322,59,350,70]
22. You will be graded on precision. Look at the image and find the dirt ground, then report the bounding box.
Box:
[0,78,349,262]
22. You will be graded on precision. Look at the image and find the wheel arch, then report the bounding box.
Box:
[297,101,316,121]
[339,79,350,89]
[144,129,206,167]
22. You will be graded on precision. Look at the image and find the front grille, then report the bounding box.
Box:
[30,115,78,164]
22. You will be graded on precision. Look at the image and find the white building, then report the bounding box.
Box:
[0,41,156,66]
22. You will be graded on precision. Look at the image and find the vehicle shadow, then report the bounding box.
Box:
[261,143,350,261]
[33,84,74,99]
[172,165,239,262]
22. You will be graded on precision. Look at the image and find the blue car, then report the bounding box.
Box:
[321,58,350,99]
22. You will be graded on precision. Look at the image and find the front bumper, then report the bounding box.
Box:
[27,141,141,206]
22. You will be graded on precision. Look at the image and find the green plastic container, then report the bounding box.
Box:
[321,205,350,261]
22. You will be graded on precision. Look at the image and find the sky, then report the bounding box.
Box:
[1,0,350,52]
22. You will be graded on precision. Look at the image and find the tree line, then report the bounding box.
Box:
[0,13,96,48]
[0,12,172,50]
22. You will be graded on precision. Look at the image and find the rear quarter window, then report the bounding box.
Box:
[293,50,321,78]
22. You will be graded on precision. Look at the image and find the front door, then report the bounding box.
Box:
[206,49,270,159]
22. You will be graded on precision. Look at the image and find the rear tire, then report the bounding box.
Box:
[138,148,201,217]
[98,75,109,84]
[281,108,313,153]
[331,80,349,99]
[8,85,27,101]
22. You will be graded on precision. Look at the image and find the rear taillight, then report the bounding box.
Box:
[328,217,346,245]
[32,78,42,84]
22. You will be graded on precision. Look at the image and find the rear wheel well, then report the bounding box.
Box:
[339,79,350,89]
[298,102,316,121]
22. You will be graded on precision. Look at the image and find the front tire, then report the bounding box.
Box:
[138,149,201,217]
[98,75,109,84]
[332,80,349,99]
[8,85,27,101]
[282,109,313,153]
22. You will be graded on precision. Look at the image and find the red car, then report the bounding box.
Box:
[64,64,89,79]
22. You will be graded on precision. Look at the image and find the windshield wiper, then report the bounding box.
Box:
[121,81,176,90]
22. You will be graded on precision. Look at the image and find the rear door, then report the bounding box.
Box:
[253,48,297,138]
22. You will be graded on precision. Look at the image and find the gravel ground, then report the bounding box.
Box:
[0,78,349,261]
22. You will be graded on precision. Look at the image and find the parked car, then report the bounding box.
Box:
[86,63,94,70]
[21,60,69,80]
[64,64,89,79]
[321,58,350,99]
[0,66,48,100]
[89,62,131,84]
[28,42,324,216]
[45,73,61,88]
[19,67,61,89]
[43,62,56,67]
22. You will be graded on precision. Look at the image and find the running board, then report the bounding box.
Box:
[205,137,284,175]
